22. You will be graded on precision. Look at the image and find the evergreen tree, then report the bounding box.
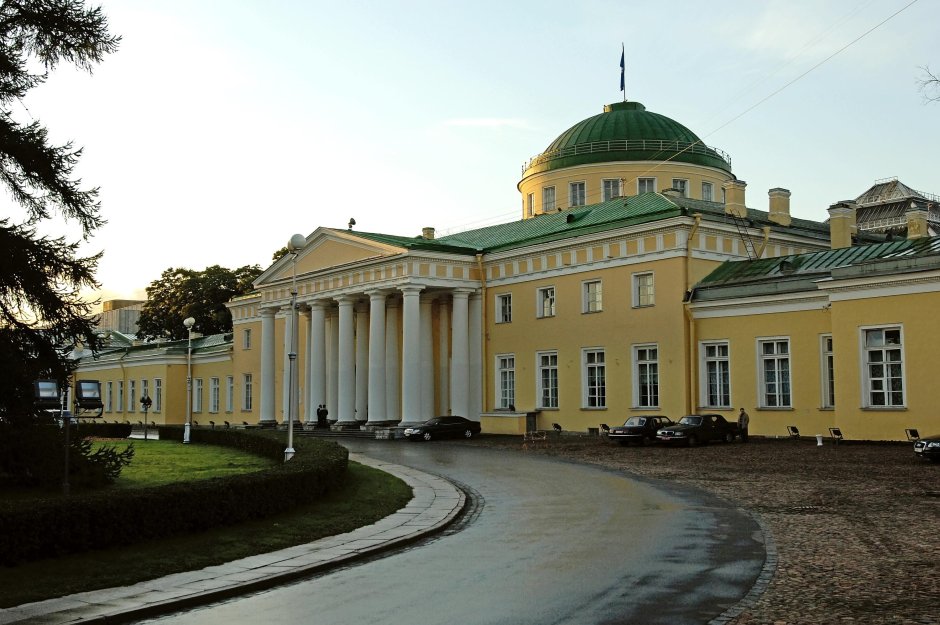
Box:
[0,1,119,418]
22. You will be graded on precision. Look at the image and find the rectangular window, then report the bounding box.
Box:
[141,379,149,412]
[117,381,124,413]
[759,339,791,408]
[105,381,113,412]
[702,342,731,408]
[154,378,163,412]
[584,349,606,408]
[702,182,714,202]
[638,177,656,194]
[243,374,253,411]
[569,181,586,207]
[634,345,659,408]
[226,376,234,412]
[543,186,556,212]
[602,178,622,201]
[633,272,654,307]
[527,192,535,217]
[209,377,220,413]
[496,355,515,410]
[496,293,512,323]
[128,380,136,413]
[194,378,203,413]
[821,335,834,408]
[537,286,555,318]
[863,327,904,407]
[243,328,252,350]
[583,280,602,313]
[537,351,559,409]
[672,179,688,197]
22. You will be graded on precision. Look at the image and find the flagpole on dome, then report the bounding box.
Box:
[620,43,625,102]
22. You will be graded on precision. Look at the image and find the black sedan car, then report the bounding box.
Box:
[608,416,673,445]
[656,414,738,446]
[403,416,481,441]
[913,434,940,462]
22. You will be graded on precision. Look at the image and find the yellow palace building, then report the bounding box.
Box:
[75,100,939,441]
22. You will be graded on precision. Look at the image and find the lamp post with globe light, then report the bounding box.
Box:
[285,233,306,461]
[183,316,195,443]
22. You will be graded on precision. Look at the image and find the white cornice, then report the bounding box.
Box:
[816,269,940,301]
[690,291,829,318]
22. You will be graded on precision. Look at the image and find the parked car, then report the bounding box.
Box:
[403,416,481,441]
[609,416,673,445]
[913,434,940,462]
[656,414,738,446]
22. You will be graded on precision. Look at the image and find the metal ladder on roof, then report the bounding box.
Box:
[729,212,758,260]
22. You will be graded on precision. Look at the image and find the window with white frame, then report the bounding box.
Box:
[243,374,253,411]
[702,182,714,202]
[583,349,606,408]
[105,381,113,412]
[672,179,689,197]
[527,192,534,217]
[638,177,656,194]
[702,342,730,407]
[496,293,512,323]
[194,378,203,413]
[602,178,622,201]
[863,327,904,407]
[569,181,586,207]
[759,338,791,407]
[583,280,602,313]
[117,381,124,412]
[496,355,515,409]
[209,377,220,413]
[634,345,659,408]
[154,378,163,412]
[543,186,556,212]
[537,351,559,409]
[633,272,654,307]
[141,379,149,409]
[226,376,234,412]
[128,380,136,412]
[537,286,555,318]
[243,328,252,350]
[821,335,834,408]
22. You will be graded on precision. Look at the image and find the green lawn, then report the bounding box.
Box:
[0,442,412,608]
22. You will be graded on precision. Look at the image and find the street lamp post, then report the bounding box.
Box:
[285,233,306,462]
[183,316,195,443]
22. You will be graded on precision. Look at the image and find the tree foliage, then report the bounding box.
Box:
[137,264,263,341]
[0,1,119,418]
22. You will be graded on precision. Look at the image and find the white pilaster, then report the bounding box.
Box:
[367,290,387,424]
[450,289,471,419]
[468,291,483,420]
[400,285,423,423]
[259,308,277,425]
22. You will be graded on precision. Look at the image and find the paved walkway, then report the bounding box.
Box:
[0,454,465,625]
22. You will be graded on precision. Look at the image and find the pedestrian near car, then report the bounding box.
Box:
[738,408,750,442]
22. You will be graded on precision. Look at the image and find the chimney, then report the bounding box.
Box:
[768,188,791,227]
[422,227,435,240]
[905,202,928,239]
[827,201,857,249]
[723,179,747,218]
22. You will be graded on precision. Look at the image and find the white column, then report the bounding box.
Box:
[400,285,423,424]
[450,289,471,419]
[367,290,387,424]
[468,291,483,420]
[355,300,369,422]
[259,308,277,425]
[420,294,434,420]
[385,297,401,421]
[307,301,327,424]
[281,305,293,423]
[437,296,450,415]
[328,310,339,422]
[336,296,357,426]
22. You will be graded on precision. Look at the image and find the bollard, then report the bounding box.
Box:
[816,434,823,446]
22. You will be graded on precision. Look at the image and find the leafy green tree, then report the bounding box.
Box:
[0,0,119,418]
[137,264,263,341]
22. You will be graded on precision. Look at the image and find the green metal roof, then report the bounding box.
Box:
[523,101,732,177]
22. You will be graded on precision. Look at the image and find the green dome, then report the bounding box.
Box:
[524,101,732,176]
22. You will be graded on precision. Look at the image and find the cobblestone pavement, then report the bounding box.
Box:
[465,435,939,625]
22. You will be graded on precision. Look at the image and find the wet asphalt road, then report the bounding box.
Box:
[140,440,765,625]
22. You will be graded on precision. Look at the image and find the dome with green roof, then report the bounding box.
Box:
[523,101,732,177]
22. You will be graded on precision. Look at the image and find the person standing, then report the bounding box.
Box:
[738,408,750,442]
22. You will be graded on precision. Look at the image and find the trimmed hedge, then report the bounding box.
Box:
[0,429,348,565]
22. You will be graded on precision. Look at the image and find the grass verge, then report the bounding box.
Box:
[0,461,412,608]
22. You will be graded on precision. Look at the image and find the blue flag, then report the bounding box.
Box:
[620,45,625,92]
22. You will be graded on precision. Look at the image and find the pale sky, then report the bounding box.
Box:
[9,0,939,303]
